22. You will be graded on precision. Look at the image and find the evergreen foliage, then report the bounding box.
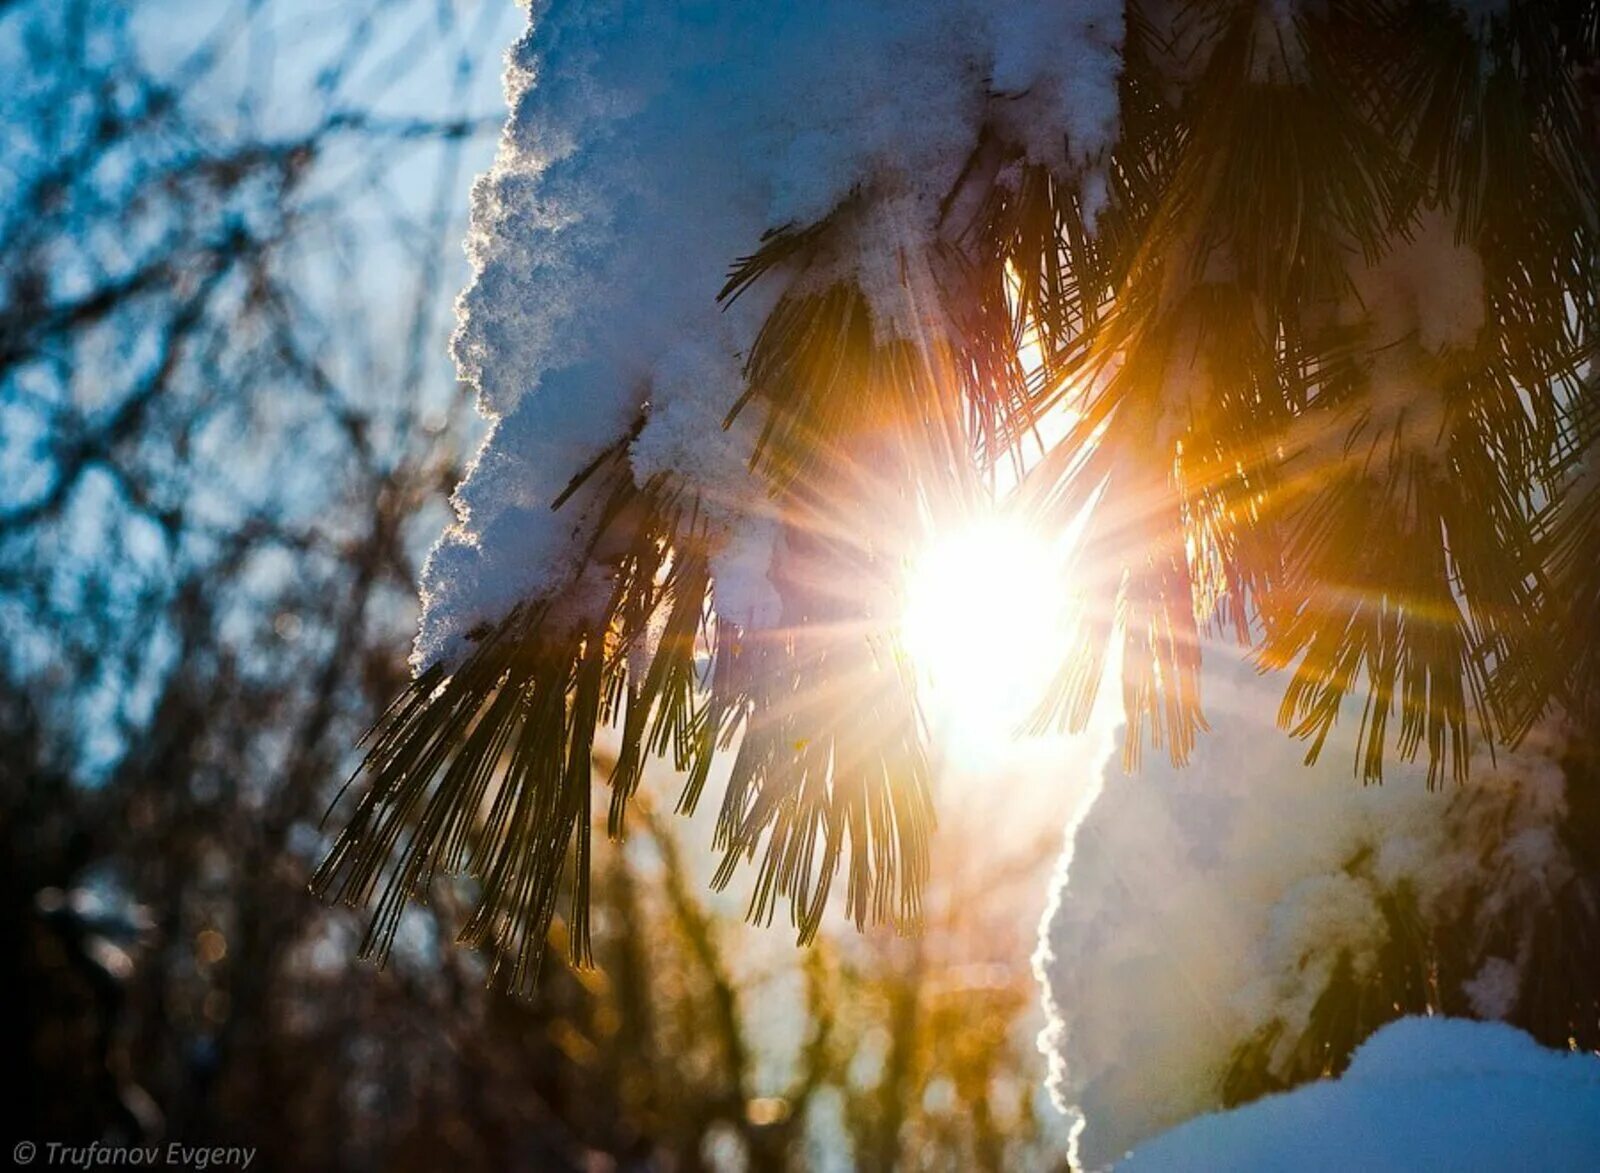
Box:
[316,0,1600,999]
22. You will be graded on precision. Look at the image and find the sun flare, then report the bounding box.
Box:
[901,515,1072,755]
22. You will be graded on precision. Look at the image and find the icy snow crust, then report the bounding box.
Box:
[419,0,1123,670]
[1121,1017,1600,1171]
[1035,649,1576,1170]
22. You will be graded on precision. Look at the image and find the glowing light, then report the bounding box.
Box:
[901,515,1072,755]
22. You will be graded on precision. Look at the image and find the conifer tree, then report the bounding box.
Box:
[314,0,1598,1092]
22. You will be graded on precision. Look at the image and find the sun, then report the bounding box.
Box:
[900,514,1072,756]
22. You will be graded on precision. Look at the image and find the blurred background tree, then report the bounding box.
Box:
[0,2,1076,1167]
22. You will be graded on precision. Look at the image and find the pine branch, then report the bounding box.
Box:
[319,0,1600,989]
[316,444,937,987]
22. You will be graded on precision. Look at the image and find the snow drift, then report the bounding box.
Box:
[1121,1017,1600,1171]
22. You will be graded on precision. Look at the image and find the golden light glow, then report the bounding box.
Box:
[901,514,1072,756]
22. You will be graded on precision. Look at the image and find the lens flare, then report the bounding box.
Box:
[901,515,1071,756]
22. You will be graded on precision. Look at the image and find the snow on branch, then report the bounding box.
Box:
[421,0,1123,670]
[318,0,1125,988]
